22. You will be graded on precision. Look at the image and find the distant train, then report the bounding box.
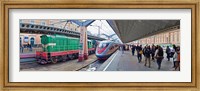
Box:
[95,40,119,60]
[36,34,95,64]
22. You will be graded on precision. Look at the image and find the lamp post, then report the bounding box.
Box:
[90,25,101,37]
[90,20,103,37]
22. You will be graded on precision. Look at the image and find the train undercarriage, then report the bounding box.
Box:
[36,48,95,64]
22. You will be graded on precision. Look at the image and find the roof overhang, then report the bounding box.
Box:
[107,20,180,43]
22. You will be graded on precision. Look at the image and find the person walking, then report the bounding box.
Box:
[121,45,124,54]
[171,44,176,68]
[20,44,24,53]
[166,46,171,61]
[155,46,164,70]
[142,45,147,61]
[27,43,30,50]
[131,45,135,56]
[137,45,143,63]
[173,46,180,71]
[144,46,151,68]
[151,44,156,61]
[29,44,32,52]
[123,44,126,51]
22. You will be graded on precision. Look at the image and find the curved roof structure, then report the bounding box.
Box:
[107,20,180,43]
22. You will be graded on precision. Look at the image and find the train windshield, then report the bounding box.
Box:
[98,42,109,48]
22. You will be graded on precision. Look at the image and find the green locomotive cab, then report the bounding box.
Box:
[40,35,56,52]
[40,35,48,45]
[87,40,93,48]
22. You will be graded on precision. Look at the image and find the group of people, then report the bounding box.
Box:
[20,43,32,53]
[166,45,180,70]
[130,44,180,70]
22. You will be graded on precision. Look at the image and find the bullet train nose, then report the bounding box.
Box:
[97,47,106,54]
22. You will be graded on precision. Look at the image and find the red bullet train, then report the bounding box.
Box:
[95,40,119,60]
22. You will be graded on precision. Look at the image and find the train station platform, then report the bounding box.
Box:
[20,48,42,59]
[98,50,176,71]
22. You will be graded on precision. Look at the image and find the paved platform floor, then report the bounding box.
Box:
[20,48,42,58]
[104,50,178,71]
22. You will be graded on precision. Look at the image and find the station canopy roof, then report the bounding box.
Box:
[107,20,180,43]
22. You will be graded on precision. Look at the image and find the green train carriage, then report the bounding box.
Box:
[36,34,95,64]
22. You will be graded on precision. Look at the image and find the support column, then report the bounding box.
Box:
[84,27,88,60]
[78,26,85,62]
[69,20,95,62]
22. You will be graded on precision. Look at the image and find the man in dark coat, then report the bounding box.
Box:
[131,45,135,55]
[166,46,171,61]
[144,46,152,68]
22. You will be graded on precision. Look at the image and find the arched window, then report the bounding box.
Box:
[30,37,35,46]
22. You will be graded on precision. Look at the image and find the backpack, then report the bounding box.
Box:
[156,49,164,59]
[158,49,163,56]
[170,49,175,57]
[171,49,175,53]
[166,48,171,53]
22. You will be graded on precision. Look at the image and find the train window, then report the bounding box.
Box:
[110,46,113,50]
[24,36,28,39]
[98,43,109,48]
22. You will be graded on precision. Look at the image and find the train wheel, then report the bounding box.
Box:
[40,59,47,65]
[92,50,95,54]
[44,60,48,64]
[62,56,67,61]
[58,56,62,62]
[37,59,41,63]
[74,53,78,59]
[68,54,74,60]
[51,57,58,64]
[36,56,39,62]
[72,54,76,59]
[65,55,69,61]
[90,51,93,54]
[47,59,51,63]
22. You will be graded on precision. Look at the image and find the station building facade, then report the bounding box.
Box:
[131,26,180,48]
[20,19,80,47]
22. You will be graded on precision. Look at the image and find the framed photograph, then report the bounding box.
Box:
[0,0,199,91]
